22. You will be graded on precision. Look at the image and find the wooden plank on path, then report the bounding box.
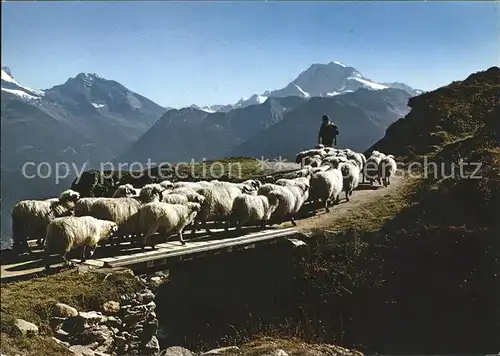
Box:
[103,227,298,268]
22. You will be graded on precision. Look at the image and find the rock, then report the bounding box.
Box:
[137,290,155,303]
[201,346,240,355]
[49,317,67,331]
[120,294,135,303]
[144,336,160,354]
[69,345,95,356]
[61,316,87,335]
[55,328,69,341]
[143,319,159,339]
[13,319,38,337]
[51,336,71,348]
[86,342,100,350]
[121,331,132,340]
[271,350,289,356]
[54,302,78,317]
[127,305,149,314]
[102,301,120,315]
[161,346,194,356]
[78,311,108,324]
[149,276,162,287]
[105,316,122,328]
[114,336,127,347]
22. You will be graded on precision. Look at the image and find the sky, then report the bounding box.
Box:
[2,1,499,108]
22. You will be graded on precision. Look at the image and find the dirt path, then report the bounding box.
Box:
[294,172,407,231]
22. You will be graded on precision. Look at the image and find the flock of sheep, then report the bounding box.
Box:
[10,145,397,270]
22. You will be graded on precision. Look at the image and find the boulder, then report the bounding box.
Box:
[102,301,120,315]
[69,345,95,356]
[271,350,289,356]
[144,335,160,354]
[160,346,193,356]
[201,346,240,355]
[54,302,78,317]
[13,319,38,337]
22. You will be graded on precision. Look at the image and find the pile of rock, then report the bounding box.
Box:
[50,272,168,356]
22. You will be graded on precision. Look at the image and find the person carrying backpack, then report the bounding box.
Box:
[318,114,339,147]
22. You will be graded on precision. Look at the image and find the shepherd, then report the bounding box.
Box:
[318,114,339,147]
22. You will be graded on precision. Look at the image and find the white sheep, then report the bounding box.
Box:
[172,181,213,190]
[192,184,254,235]
[44,216,118,269]
[112,184,139,198]
[257,181,308,226]
[231,194,279,229]
[303,155,322,168]
[11,189,81,253]
[295,148,327,167]
[364,151,386,185]
[168,187,206,203]
[162,192,205,205]
[159,180,174,190]
[138,202,201,247]
[88,187,163,240]
[378,154,397,187]
[309,168,343,212]
[75,197,106,216]
[340,160,361,201]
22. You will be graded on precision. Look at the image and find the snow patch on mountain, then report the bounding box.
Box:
[92,103,106,109]
[293,84,310,98]
[1,67,45,100]
[348,77,389,90]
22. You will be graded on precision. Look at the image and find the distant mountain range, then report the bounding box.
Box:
[1,67,167,169]
[1,60,418,245]
[188,61,423,112]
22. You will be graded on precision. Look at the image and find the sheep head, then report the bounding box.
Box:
[59,189,81,203]
[186,202,202,212]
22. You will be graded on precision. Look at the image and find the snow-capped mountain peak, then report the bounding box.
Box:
[1,66,45,100]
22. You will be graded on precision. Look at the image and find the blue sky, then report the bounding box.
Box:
[2,1,498,108]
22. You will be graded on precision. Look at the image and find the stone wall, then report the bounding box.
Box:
[49,271,168,356]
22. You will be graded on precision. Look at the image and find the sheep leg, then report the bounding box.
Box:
[290,215,297,227]
[36,237,44,248]
[190,219,199,237]
[387,177,391,185]
[81,245,88,263]
[324,199,330,213]
[345,189,350,202]
[44,249,51,271]
[178,229,186,245]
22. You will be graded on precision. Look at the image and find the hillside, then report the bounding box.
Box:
[120,96,307,164]
[368,66,500,157]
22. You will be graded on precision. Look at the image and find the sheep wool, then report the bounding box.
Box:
[378,154,397,187]
[231,194,278,228]
[11,189,81,253]
[138,201,201,247]
[44,216,118,269]
[340,160,361,202]
[309,168,343,212]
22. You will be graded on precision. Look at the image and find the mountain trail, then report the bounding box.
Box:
[294,171,408,231]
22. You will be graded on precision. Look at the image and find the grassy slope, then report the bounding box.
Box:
[1,269,143,356]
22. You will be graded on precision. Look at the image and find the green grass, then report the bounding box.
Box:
[1,269,143,356]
